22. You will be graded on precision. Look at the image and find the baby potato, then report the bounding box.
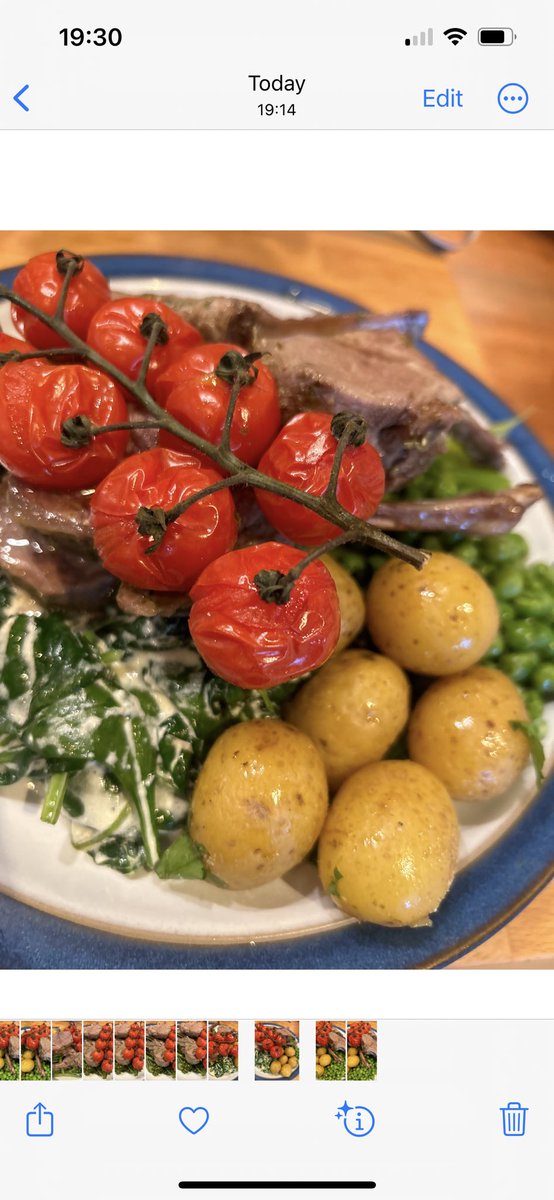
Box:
[0,1056,4,1069]
[286,1046,296,1057]
[285,649,410,790]
[270,1061,281,1075]
[280,1055,288,1065]
[408,666,530,802]
[319,1054,332,1067]
[318,760,459,926]
[288,1056,298,1069]
[320,555,365,653]
[316,1064,325,1077]
[281,1065,292,1078]
[366,552,499,675]
[21,1059,35,1073]
[347,1055,360,1068]
[190,719,328,889]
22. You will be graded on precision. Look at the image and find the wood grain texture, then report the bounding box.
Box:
[0,229,552,968]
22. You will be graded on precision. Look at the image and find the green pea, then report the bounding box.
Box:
[452,540,480,566]
[513,592,553,619]
[367,553,387,571]
[479,563,496,581]
[498,651,539,683]
[420,534,444,552]
[497,601,514,625]
[484,632,504,660]
[493,566,524,600]
[481,532,529,564]
[531,663,554,699]
[441,532,465,549]
[505,620,553,652]
[525,562,554,592]
[518,688,544,721]
[433,476,459,499]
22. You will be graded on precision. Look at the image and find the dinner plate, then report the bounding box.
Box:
[0,254,552,970]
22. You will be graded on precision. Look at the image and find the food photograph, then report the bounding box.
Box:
[315,1021,347,1081]
[20,1020,51,1080]
[177,1021,207,1079]
[0,230,551,971]
[114,1021,145,1078]
[346,1021,377,1080]
[145,1021,176,1079]
[0,1020,19,1080]
[83,1021,113,1079]
[254,1021,299,1080]
[208,1021,239,1079]
[52,1021,83,1079]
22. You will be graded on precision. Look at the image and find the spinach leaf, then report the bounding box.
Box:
[155,831,206,880]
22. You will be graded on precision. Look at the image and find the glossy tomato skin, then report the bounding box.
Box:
[0,360,128,490]
[189,542,340,688]
[91,447,238,593]
[0,332,35,355]
[255,412,385,546]
[11,252,111,349]
[156,343,281,467]
[87,297,203,391]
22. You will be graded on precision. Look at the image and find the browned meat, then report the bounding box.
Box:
[178,1022,205,1038]
[8,1035,19,1059]
[261,329,502,489]
[116,582,189,617]
[181,1036,201,1067]
[375,483,543,535]
[149,1037,171,1069]
[147,1022,174,1039]
[328,1029,346,1053]
[361,1031,377,1058]
[126,403,159,454]
[115,1041,129,1066]
[83,1024,103,1039]
[5,476,92,543]
[54,1048,82,1073]
[52,1029,73,1054]
[39,1036,51,1060]
[84,1044,98,1069]
[0,482,115,609]
[163,295,504,488]
[114,1022,132,1039]
[211,1023,236,1036]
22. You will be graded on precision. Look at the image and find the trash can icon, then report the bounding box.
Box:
[500,1101,528,1136]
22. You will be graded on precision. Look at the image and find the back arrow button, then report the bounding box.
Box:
[13,85,30,112]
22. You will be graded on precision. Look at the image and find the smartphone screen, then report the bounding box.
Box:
[0,3,552,1197]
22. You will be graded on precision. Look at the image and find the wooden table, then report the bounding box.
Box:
[1,230,552,968]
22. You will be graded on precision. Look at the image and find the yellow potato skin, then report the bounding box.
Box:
[285,649,410,790]
[408,666,530,802]
[190,719,328,889]
[318,760,459,926]
[366,552,499,675]
[320,556,365,653]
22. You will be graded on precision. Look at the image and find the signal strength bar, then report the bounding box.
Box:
[405,28,434,46]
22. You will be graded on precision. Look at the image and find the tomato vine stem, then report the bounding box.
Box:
[0,279,429,583]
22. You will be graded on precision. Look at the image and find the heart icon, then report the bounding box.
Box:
[178,1106,209,1135]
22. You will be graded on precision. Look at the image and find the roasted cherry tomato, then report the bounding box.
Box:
[189,542,340,688]
[91,447,238,593]
[0,360,128,489]
[87,296,202,392]
[11,251,111,349]
[157,343,281,466]
[255,412,385,546]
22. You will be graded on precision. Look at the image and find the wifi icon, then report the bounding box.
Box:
[444,27,467,45]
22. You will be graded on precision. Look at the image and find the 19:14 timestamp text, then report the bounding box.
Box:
[257,104,296,117]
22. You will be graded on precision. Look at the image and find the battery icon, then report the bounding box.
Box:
[478,28,515,45]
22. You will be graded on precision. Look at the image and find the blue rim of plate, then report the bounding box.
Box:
[0,253,552,970]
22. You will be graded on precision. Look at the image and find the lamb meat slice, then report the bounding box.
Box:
[260,328,504,489]
[179,1022,205,1038]
[211,1024,236,1036]
[84,1045,98,1069]
[328,1030,346,1053]
[115,1041,129,1066]
[0,483,115,610]
[114,1022,132,1039]
[55,1048,82,1072]
[149,1038,171,1069]
[116,582,189,617]
[8,1034,19,1059]
[147,1022,174,1039]
[39,1036,51,1060]
[5,476,93,543]
[52,1029,74,1055]
[83,1024,103,1039]
[374,483,543,535]
[182,1036,202,1067]
[361,1031,377,1058]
